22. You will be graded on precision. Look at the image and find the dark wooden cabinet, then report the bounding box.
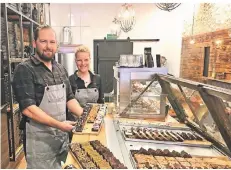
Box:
[94,40,133,93]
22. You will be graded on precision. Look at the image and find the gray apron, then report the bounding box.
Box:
[75,87,99,107]
[25,77,68,169]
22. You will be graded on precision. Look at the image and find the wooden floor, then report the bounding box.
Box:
[16,156,26,169]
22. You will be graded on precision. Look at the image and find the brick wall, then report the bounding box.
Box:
[180,29,231,82]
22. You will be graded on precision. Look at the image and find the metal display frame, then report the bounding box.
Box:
[1,3,49,163]
[155,74,231,157]
[105,74,231,169]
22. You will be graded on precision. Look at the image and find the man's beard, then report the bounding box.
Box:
[36,49,55,62]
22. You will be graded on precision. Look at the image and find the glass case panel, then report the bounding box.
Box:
[169,83,195,120]
[131,80,162,95]
[168,83,227,147]
[119,80,166,119]
[130,80,164,115]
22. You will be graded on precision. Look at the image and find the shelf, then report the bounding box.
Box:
[6,4,40,26]
[15,144,23,157]
[10,58,28,63]
[10,143,23,161]
[7,103,19,115]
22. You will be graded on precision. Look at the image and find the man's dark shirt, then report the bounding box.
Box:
[69,70,104,103]
[12,55,75,112]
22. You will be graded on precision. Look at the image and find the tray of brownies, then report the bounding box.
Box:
[69,140,127,169]
[72,103,107,135]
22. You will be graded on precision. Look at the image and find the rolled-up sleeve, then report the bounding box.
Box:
[12,64,36,111]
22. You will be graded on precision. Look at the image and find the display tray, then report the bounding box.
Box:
[120,124,211,147]
[124,141,230,169]
[72,104,107,135]
[69,140,127,169]
[129,147,231,169]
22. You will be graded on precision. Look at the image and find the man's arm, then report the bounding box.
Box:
[23,105,74,132]
[67,99,83,117]
[12,64,74,132]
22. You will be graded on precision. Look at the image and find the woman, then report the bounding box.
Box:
[69,45,104,109]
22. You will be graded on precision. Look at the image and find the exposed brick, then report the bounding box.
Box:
[180,28,231,81]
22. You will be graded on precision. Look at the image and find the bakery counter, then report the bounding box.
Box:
[65,109,231,169]
[65,115,107,168]
[64,112,182,169]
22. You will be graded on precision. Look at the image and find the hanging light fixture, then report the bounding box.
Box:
[117,3,136,33]
[110,17,121,38]
[156,3,181,12]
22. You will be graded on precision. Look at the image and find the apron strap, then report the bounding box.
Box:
[55,64,65,86]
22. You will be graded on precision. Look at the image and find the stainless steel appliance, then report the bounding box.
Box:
[61,26,72,45]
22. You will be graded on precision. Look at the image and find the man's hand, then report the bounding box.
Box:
[59,121,76,132]
[67,99,84,117]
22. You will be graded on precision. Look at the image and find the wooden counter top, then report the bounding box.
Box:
[64,115,108,168]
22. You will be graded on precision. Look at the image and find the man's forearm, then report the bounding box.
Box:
[23,105,62,129]
[67,99,83,117]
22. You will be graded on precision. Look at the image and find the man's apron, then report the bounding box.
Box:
[25,77,68,169]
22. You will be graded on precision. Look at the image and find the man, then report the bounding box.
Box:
[12,25,83,169]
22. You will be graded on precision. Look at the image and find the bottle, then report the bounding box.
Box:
[32,6,38,22]
[146,53,154,68]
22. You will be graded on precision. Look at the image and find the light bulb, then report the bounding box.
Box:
[215,40,222,45]
[190,39,195,44]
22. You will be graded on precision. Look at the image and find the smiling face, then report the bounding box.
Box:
[33,28,57,62]
[75,51,90,73]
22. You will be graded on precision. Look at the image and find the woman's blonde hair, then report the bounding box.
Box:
[75,45,91,59]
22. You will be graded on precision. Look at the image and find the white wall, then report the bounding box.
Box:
[49,3,193,77]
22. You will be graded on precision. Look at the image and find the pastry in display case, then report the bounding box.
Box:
[119,79,167,119]
[130,148,231,169]
[69,140,127,169]
[120,125,211,146]
[73,104,107,135]
[113,66,168,119]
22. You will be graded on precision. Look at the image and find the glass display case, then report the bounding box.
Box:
[155,74,231,156]
[110,74,231,169]
[113,66,168,119]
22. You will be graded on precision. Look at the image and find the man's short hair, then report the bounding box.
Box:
[34,25,55,41]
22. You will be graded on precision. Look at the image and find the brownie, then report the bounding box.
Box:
[163,149,171,156]
[139,147,149,155]
[137,163,146,169]
[166,163,174,169]
[165,157,176,161]
[154,156,166,160]
[175,157,186,162]
[180,150,191,158]
[171,150,181,157]
[130,150,138,156]
[148,148,156,155]
[173,163,182,169]
[155,149,164,156]
[193,133,203,141]
[187,133,196,140]
[166,131,180,142]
